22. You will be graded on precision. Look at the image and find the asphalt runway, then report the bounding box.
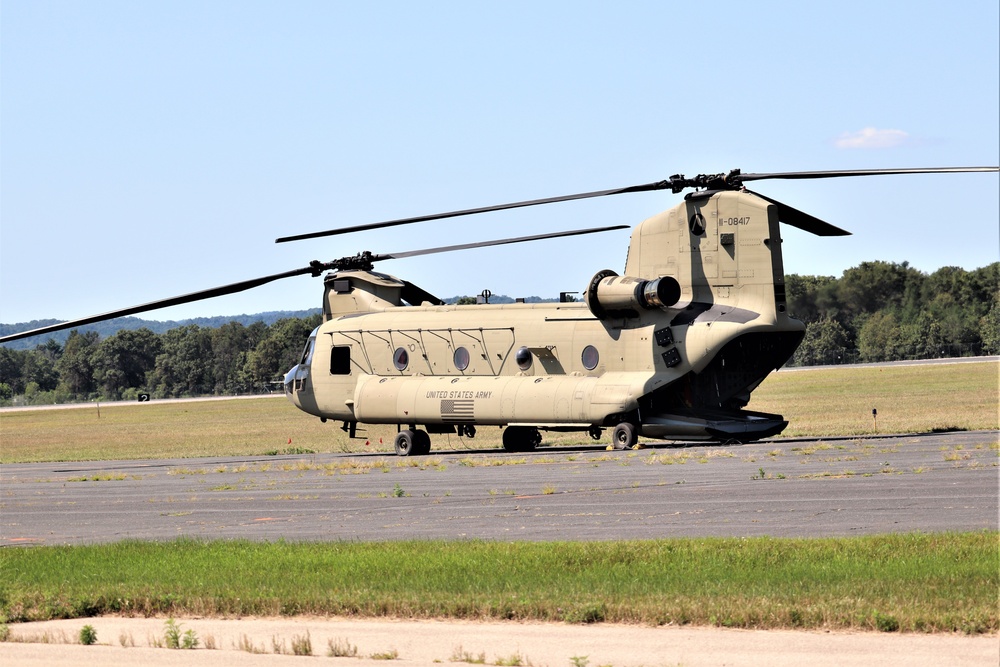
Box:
[1,430,996,545]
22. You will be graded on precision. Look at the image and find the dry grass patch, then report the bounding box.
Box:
[749,360,998,437]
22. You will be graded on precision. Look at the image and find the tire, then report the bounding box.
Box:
[502,426,541,452]
[413,429,431,456]
[394,430,415,456]
[612,423,637,450]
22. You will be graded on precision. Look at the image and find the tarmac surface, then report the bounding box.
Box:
[2,430,997,545]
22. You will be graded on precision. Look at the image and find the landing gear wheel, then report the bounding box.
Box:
[502,426,541,452]
[612,423,638,450]
[394,429,416,456]
[413,429,432,456]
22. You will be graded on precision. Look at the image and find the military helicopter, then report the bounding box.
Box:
[4,166,997,455]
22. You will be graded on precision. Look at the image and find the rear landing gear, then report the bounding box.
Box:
[502,426,541,452]
[394,428,432,456]
[612,422,638,450]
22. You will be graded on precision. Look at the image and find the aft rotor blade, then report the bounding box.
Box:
[745,190,851,236]
[372,224,631,262]
[0,265,324,344]
[275,183,669,243]
[738,166,1000,183]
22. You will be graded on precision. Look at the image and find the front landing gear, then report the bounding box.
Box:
[394,428,431,456]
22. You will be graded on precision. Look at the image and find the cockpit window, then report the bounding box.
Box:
[299,326,320,366]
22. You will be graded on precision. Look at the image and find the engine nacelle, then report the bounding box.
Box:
[584,269,681,319]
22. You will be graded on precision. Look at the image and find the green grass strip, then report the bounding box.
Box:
[2,532,996,633]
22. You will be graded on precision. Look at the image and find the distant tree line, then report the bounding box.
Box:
[786,261,999,365]
[1,261,997,404]
[0,315,322,405]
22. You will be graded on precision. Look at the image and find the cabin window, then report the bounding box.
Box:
[581,345,599,371]
[330,346,351,375]
[393,347,409,371]
[453,347,470,371]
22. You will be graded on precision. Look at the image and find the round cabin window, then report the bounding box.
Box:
[392,347,409,371]
[515,346,532,371]
[454,346,470,371]
[581,345,600,371]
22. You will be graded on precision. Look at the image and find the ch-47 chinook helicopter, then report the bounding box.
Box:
[4,167,997,455]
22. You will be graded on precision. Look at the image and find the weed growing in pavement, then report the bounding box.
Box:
[327,637,359,657]
[163,618,198,649]
[78,624,97,645]
[291,632,312,656]
[451,645,486,663]
[237,634,265,653]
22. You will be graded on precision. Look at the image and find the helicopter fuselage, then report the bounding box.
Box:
[284,189,805,451]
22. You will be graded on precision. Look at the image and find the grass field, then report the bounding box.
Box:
[1,533,996,633]
[1,360,996,463]
[748,361,999,437]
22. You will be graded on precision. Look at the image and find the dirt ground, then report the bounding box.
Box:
[1,616,997,666]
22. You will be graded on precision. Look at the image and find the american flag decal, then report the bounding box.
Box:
[441,399,475,423]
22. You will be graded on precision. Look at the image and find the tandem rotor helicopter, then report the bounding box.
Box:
[4,167,998,455]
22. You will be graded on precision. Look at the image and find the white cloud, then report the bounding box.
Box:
[835,127,910,149]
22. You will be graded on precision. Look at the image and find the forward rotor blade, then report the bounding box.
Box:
[0,265,322,344]
[372,224,631,262]
[275,183,668,243]
[745,190,851,236]
[738,166,999,183]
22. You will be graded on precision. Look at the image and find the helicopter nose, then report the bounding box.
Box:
[283,364,307,407]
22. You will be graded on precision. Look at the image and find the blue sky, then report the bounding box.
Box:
[2,0,998,323]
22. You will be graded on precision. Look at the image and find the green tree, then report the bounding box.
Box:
[785,274,841,323]
[857,311,906,362]
[56,330,100,396]
[148,325,213,397]
[21,349,59,392]
[837,261,923,321]
[980,302,1000,355]
[791,318,852,366]
[0,347,27,395]
[210,321,266,394]
[92,328,162,399]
